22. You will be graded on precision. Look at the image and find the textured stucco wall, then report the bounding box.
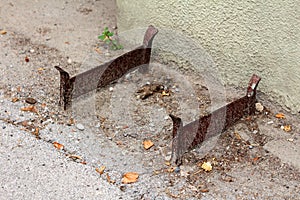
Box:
[116,0,300,113]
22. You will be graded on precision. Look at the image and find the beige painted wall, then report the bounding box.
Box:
[116,0,300,113]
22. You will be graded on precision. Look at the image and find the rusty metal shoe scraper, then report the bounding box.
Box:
[55,25,158,110]
[170,74,261,165]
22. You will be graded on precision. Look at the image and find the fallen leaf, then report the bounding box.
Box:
[41,103,47,108]
[53,141,64,150]
[68,118,75,125]
[106,173,115,184]
[17,86,21,92]
[122,172,139,184]
[37,67,45,71]
[275,113,285,119]
[165,161,171,166]
[143,140,154,150]
[200,188,209,193]
[167,167,175,173]
[201,162,212,172]
[116,141,123,145]
[283,125,292,132]
[234,132,242,140]
[12,97,19,103]
[33,127,39,137]
[252,157,260,162]
[21,105,37,113]
[95,47,102,54]
[65,41,70,45]
[67,154,82,160]
[95,166,106,175]
[161,90,170,96]
[0,30,7,35]
[80,161,87,165]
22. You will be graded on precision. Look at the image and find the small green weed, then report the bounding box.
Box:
[98,27,123,50]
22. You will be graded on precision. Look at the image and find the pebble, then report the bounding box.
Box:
[253,130,258,134]
[109,87,114,92]
[125,73,131,80]
[76,123,85,131]
[267,121,274,125]
[25,97,37,104]
[67,58,72,64]
[255,103,264,112]
[164,116,169,120]
[29,49,35,53]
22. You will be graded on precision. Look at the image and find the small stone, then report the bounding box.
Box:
[165,152,172,161]
[255,103,264,112]
[164,116,169,120]
[267,121,274,125]
[174,166,180,173]
[67,58,72,64]
[25,97,37,104]
[125,73,131,80]
[253,130,258,134]
[249,145,253,149]
[76,123,85,131]
[109,87,114,92]
[29,49,35,53]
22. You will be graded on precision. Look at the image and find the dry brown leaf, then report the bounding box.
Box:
[200,188,209,193]
[167,167,175,173]
[161,90,170,96]
[21,105,37,113]
[201,162,212,172]
[33,127,39,137]
[122,172,139,184]
[95,166,106,175]
[275,113,285,119]
[0,30,7,35]
[106,173,115,184]
[17,86,21,92]
[143,140,154,150]
[234,132,242,140]
[12,97,19,103]
[283,125,292,132]
[68,154,82,160]
[53,141,64,150]
[252,157,260,162]
[95,48,102,54]
[41,103,47,108]
[69,118,75,125]
[80,161,87,165]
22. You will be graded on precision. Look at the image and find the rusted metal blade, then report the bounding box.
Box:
[55,25,158,110]
[170,74,261,164]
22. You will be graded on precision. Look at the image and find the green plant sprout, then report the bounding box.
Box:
[98,27,123,50]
